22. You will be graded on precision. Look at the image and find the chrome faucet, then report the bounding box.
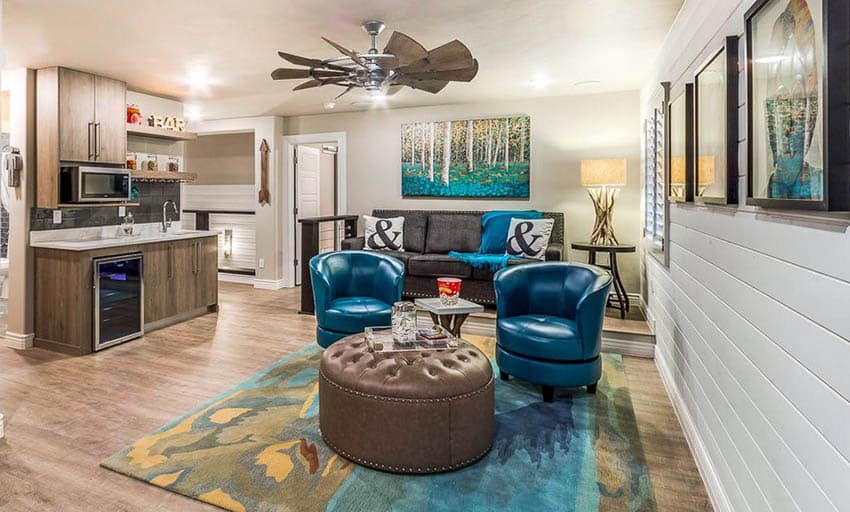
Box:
[161,200,178,233]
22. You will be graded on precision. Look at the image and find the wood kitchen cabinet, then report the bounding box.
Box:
[36,67,127,207]
[34,235,218,355]
[144,237,219,326]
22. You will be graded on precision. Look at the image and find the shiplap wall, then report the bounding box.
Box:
[642,1,850,511]
[182,185,256,272]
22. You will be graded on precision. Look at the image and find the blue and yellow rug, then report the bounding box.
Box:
[102,337,656,511]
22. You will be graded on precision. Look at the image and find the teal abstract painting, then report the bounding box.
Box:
[401,116,531,198]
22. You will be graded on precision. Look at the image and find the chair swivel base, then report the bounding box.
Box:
[496,345,601,402]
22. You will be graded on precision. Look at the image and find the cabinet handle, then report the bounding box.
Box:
[94,123,101,159]
[168,245,174,279]
[88,122,94,159]
[194,242,200,275]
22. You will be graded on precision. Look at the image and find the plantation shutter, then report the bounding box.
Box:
[644,108,665,247]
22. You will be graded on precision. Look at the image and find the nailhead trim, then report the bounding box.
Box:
[319,371,494,403]
[321,434,493,474]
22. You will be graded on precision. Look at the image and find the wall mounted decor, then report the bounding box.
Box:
[401,116,530,198]
[258,139,271,205]
[745,0,850,210]
[668,84,694,203]
[695,36,739,205]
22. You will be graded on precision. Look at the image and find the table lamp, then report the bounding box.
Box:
[580,158,627,245]
[670,156,686,198]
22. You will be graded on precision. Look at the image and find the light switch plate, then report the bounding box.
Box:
[258,258,265,269]
[118,206,126,216]
[52,210,62,224]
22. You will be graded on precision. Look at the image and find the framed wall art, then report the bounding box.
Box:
[695,36,739,205]
[668,83,694,203]
[401,116,531,198]
[745,0,850,211]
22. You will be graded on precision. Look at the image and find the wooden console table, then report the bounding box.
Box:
[571,242,635,319]
[298,215,358,314]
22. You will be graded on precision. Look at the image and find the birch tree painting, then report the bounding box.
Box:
[401,115,530,198]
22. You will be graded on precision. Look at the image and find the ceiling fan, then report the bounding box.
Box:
[270,20,479,100]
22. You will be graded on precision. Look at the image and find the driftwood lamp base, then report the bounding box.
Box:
[587,187,619,246]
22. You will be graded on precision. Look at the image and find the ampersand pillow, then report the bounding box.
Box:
[364,215,405,252]
[505,218,554,260]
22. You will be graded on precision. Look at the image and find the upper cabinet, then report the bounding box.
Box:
[36,67,127,207]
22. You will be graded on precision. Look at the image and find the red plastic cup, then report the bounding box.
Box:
[437,277,462,305]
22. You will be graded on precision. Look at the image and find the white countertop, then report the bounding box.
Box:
[30,223,217,251]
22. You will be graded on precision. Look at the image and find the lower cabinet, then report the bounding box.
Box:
[144,237,218,326]
[33,235,218,355]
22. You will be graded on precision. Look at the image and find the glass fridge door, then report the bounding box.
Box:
[95,254,143,349]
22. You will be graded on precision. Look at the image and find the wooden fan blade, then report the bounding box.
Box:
[401,59,478,82]
[393,78,449,94]
[278,51,324,68]
[321,37,366,68]
[277,51,351,72]
[271,68,313,80]
[292,77,348,91]
[272,68,347,80]
[383,31,428,67]
[373,55,399,69]
[399,40,474,74]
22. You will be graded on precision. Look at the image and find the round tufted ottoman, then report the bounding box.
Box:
[319,333,494,473]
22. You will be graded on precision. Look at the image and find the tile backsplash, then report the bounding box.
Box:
[30,181,181,231]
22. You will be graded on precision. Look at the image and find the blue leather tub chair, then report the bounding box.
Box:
[494,262,613,402]
[310,251,405,348]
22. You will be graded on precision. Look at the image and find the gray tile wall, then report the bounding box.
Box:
[1,207,8,258]
[30,181,181,231]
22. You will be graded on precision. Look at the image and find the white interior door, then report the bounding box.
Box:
[295,145,321,285]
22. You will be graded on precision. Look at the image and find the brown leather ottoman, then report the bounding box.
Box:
[319,334,494,473]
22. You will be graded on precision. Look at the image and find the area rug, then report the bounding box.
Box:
[102,337,656,512]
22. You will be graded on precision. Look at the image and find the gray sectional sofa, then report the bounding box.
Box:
[341,209,565,305]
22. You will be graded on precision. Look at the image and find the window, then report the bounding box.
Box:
[644,107,665,247]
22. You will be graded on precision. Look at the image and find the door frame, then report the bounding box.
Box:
[283,132,347,288]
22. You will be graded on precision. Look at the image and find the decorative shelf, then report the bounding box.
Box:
[58,202,140,208]
[131,170,197,182]
[126,123,197,141]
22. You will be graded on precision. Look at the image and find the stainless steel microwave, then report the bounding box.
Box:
[60,166,132,203]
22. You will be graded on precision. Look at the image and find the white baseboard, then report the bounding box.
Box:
[422,312,655,359]
[655,351,732,512]
[253,278,288,290]
[4,331,34,350]
[218,272,255,285]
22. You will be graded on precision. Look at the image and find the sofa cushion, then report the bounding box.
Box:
[408,254,472,278]
[374,210,428,253]
[376,250,412,268]
[425,214,481,253]
[497,314,583,361]
[325,297,393,333]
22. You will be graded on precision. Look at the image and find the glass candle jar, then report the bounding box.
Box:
[391,301,417,343]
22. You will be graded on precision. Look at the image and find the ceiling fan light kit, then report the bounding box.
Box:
[270,20,479,100]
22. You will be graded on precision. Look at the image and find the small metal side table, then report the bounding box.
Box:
[414,297,484,337]
[570,242,636,319]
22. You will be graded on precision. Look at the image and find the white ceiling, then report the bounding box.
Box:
[3,0,684,118]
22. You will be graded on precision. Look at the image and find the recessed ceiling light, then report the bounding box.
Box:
[529,75,551,89]
[323,101,336,110]
[184,66,215,91]
[573,80,601,87]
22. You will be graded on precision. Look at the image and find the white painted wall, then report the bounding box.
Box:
[189,117,285,287]
[284,92,643,291]
[642,1,850,511]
